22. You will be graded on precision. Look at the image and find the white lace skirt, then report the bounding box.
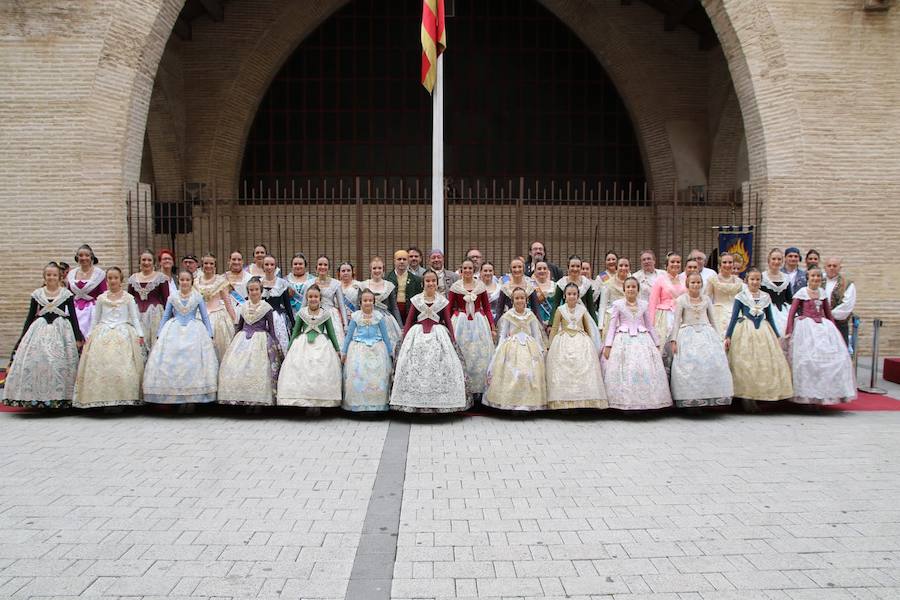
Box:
[139,303,164,350]
[277,334,342,407]
[208,308,235,362]
[452,312,494,394]
[143,319,218,404]
[218,332,279,406]
[546,332,607,409]
[271,310,291,355]
[390,324,469,413]
[74,324,144,408]
[670,324,733,407]
[789,318,856,404]
[602,332,672,410]
[3,318,80,408]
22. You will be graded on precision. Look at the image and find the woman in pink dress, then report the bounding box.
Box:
[648,253,687,347]
[66,244,107,337]
[603,277,672,410]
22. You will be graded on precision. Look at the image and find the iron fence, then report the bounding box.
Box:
[127,178,759,276]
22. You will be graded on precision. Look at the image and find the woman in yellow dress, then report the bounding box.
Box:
[705,252,745,334]
[194,253,238,361]
[484,287,547,410]
[724,268,793,411]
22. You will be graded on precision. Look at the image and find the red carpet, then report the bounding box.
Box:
[822,391,900,412]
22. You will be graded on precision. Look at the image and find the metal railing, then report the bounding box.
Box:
[126,178,759,276]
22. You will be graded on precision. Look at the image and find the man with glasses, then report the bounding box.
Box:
[524,240,563,280]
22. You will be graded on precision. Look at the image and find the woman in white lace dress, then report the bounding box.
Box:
[668,273,734,408]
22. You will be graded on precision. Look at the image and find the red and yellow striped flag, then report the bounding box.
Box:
[421,0,446,94]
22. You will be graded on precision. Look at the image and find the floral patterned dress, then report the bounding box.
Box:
[2,287,83,408]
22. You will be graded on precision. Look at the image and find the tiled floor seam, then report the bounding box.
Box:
[344,420,410,600]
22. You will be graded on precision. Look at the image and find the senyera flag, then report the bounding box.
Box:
[421,0,446,94]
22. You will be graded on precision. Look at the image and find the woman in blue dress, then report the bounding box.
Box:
[340,288,394,412]
[143,270,219,406]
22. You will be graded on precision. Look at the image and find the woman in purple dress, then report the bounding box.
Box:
[66,244,106,337]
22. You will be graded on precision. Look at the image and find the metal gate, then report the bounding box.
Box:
[126,178,759,274]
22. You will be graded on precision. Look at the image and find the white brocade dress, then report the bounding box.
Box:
[2,288,83,409]
[668,294,733,407]
[341,311,394,412]
[315,278,348,347]
[143,291,219,404]
[484,310,547,411]
[545,303,607,409]
[706,274,745,336]
[277,307,342,408]
[195,274,235,361]
[449,280,496,395]
[602,299,672,410]
[218,301,281,406]
[390,293,469,413]
[785,288,856,404]
[74,292,145,408]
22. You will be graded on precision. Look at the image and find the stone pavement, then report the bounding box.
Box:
[1,407,900,599]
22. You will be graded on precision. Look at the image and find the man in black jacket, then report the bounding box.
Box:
[523,240,563,280]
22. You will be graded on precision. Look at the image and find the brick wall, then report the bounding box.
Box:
[1,0,898,357]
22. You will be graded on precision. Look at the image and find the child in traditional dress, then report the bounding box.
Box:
[277,284,343,408]
[668,272,733,408]
[2,262,83,409]
[218,277,281,408]
[449,259,496,397]
[724,268,793,411]
[484,287,547,411]
[546,282,607,409]
[340,288,394,412]
[74,266,145,408]
[784,267,856,405]
[603,277,672,410]
[143,270,219,408]
[261,254,295,354]
[390,270,469,413]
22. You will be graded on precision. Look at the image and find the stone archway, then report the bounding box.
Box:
[158,0,729,198]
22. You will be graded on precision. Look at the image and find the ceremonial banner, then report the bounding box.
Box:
[718,229,753,276]
[421,0,447,94]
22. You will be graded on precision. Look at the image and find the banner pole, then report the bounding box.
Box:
[431,53,444,253]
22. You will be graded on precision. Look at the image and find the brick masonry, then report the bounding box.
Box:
[0,0,898,356]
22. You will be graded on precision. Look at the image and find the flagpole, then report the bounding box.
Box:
[431,53,444,254]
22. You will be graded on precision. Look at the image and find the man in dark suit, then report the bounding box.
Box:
[523,240,563,280]
[386,249,423,322]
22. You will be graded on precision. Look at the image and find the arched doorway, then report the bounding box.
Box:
[239,0,646,193]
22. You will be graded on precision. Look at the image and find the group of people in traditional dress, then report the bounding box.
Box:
[2,240,857,413]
